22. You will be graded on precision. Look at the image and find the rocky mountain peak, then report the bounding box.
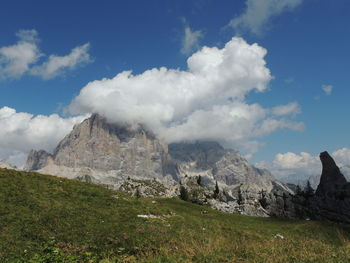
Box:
[25,113,172,183]
[316,151,347,196]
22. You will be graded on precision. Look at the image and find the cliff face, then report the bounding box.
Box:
[25,114,174,185]
[168,141,275,190]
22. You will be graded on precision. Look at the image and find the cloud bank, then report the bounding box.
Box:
[0,107,86,167]
[228,0,303,35]
[69,37,303,153]
[0,29,91,80]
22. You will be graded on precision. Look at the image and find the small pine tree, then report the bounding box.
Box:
[180,186,189,201]
[238,185,243,205]
[197,175,202,186]
[213,181,220,199]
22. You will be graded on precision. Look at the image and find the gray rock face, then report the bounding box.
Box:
[311,151,350,222]
[25,113,293,217]
[169,141,275,190]
[25,114,175,185]
[25,150,52,171]
[316,151,347,196]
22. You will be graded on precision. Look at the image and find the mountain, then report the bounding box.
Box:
[25,113,175,185]
[25,113,293,216]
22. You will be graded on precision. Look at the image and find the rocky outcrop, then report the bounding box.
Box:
[311,151,350,222]
[316,151,348,196]
[288,151,350,223]
[25,113,293,217]
[168,141,293,217]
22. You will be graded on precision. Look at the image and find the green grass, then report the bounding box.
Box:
[0,168,350,262]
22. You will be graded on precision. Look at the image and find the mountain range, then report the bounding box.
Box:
[24,113,292,217]
[23,113,350,222]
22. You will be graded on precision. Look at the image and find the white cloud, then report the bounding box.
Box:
[0,29,91,80]
[69,37,303,153]
[322,84,333,95]
[181,26,203,55]
[30,43,92,79]
[257,148,350,184]
[333,148,350,165]
[0,29,42,79]
[228,0,303,36]
[0,106,86,167]
[271,102,301,116]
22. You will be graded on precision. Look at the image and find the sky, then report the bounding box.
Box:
[0,0,350,183]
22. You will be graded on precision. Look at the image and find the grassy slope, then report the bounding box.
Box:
[0,168,350,263]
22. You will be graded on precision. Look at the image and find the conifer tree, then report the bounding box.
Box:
[180,186,189,201]
[197,175,202,186]
[305,181,314,198]
[213,181,220,199]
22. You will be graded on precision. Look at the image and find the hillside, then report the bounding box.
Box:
[0,168,350,263]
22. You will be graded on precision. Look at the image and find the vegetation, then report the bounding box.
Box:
[305,180,315,198]
[196,176,201,186]
[1,168,350,262]
[179,186,189,201]
[213,181,220,199]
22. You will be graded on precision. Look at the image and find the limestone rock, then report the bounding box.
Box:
[25,114,175,185]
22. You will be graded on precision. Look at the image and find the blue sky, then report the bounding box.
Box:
[0,0,350,181]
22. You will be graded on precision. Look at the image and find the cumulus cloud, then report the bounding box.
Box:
[257,148,350,184]
[69,37,303,153]
[322,84,333,95]
[0,29,42,79]
[228,0,303,36]
[30,43,92,79]
[180,26,203,55]
[0,29,91,80]
[0,106,86,167]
